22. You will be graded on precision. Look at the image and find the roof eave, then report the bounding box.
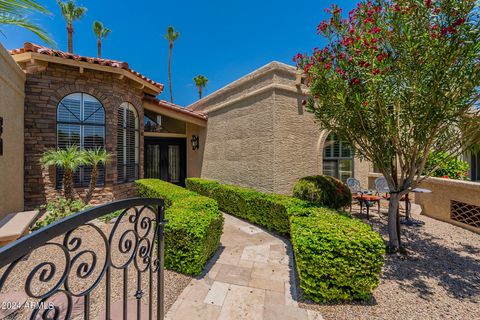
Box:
[12,52,163,96]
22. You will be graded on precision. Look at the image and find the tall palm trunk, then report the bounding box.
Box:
[198,87,202,99]
[63,169,74,201]
[168,43,173,102]
[84,165,98,204]
[97,38,102,58]
[67,22,74,53]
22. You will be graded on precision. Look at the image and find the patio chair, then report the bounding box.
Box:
[347,177,381,218]
[346,178,362,212]
[374,176,407,214]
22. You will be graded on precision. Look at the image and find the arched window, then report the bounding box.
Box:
[117,102,139,182]
[322,133,353,182]
[57,92,105,187]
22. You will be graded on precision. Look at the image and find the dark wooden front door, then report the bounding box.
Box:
[144,138,186,186]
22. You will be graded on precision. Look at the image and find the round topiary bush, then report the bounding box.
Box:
[292,175,351,209]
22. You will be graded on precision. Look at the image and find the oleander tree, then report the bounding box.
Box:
[295,0,480,252]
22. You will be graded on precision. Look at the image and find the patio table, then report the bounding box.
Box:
[401,188,431,226]
[357,193,381,220]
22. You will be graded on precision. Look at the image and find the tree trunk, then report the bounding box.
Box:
[199,87,202,99]
[168,43,173,103]
[97,39,102,58]
[387,193,401,252]
[67,23,74,53]
[84,165,98,205]
[63,169,74,201]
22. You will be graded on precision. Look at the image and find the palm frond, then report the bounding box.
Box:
[0,14,54,45]
[57,0,86,23]
[164,26,179,42]
[0,0,50,16]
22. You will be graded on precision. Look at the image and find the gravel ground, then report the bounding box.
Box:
[0,208,192,319]
[300,204,480,320]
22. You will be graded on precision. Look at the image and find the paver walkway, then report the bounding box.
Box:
[166,213,324,320]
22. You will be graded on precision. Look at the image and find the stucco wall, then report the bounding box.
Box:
[415,177,480,233]
[0,44,25,218]
[186,123,206,178]
[200,91,276,193]
[189,62,371,195]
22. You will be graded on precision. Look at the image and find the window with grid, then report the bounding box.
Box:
[117,103,139,182]
[56,93,106,188]
[322,133,354,182]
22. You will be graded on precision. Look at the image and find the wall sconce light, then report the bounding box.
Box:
[191,134,199,151]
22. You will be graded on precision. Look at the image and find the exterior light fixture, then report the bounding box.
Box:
[191,134,199,150]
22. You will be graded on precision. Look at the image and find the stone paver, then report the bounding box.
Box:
[165,213,324,320]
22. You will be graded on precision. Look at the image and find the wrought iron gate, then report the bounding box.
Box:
[0,198,166,320]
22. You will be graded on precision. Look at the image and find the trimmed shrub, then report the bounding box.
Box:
[187,178,385,302]
[290,209,385,302]
[292,175,352,209]
[186,178,309,235]
[136,179,223,275]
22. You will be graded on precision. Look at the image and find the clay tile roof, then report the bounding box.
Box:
[10,42,164,91]
[143,95,208,121]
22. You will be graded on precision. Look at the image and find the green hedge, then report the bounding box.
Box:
[291,209,385,302]
[292,175,352,209]
[186,178,309,235]
[136,179,224,275]
[186,178,385,302]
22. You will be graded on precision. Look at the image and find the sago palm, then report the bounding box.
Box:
[40,145,86,201]
[193,75,208,99]
[0,0,53,44]
[57,0,86,53]
[164,26,179,103]
[93,20,110,58]
[83,147,109,204]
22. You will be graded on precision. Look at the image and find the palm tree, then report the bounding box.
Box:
[164,26,179,103]
[57,0,86,53]
[193,75,208,99]
[83,147,109,204]
[93,20,110,58]
[40,145,86,201]
[0,0,54,44]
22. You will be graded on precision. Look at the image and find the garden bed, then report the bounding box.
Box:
[300,204,480,319]
[186,178,385,303]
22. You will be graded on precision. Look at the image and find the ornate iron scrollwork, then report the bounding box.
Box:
[0,198,166,320]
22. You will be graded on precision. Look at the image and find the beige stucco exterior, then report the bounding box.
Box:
[415,177,480,233]
[0,43,25,218]
[188,62,371,194]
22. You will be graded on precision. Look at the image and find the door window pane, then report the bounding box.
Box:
[168,145,180,183]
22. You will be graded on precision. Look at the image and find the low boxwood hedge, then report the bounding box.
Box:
[292,175,351,209]
[186,178,385,302]
[136,179,223,275]
[186,178,309,235]
[291,209,385,302]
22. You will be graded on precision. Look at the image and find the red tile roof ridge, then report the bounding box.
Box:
[9,42,164,90]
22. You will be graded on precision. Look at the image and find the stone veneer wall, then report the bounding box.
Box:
[23,62,145,208]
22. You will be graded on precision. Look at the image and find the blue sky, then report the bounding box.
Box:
[2,0,357,107]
